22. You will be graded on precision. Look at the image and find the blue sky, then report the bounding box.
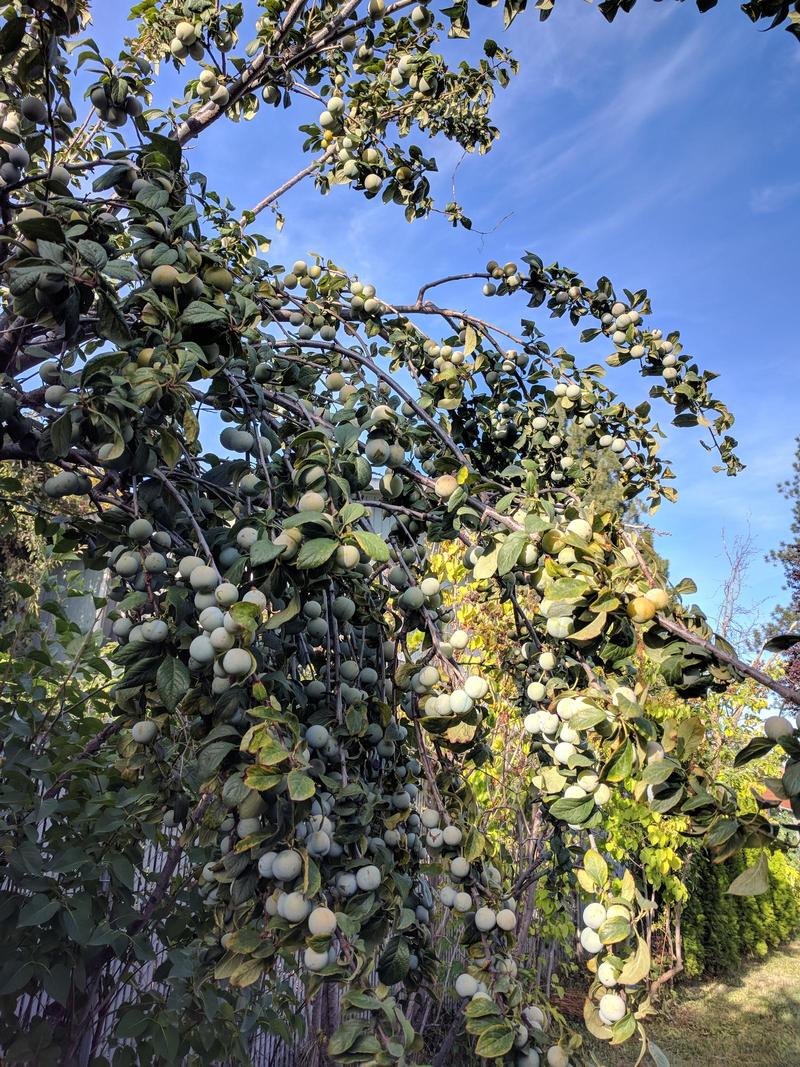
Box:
[96,2,800,646]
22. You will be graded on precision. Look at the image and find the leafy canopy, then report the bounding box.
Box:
[1,1,799,1065]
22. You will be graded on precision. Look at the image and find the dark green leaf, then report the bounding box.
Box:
[0,16,26,54]
[548,794,595,824]
[603,739,635,782]
[49,412,73,458]
[18,894,61,927]
[328,1020,364,1057]
[734,736,776,767]
[250,539,283,566]
[179,301,228,326]
[156,655,190,711]
[197,740,237,778]
[377,935,410,984]
[782,760,800,798]
[76,239,108,271]
[763,632,800,653]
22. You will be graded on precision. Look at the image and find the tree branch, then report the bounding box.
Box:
[241,145,335,226]
[620,530,800,708]
[43,719,124,799]
[175,0,364,145]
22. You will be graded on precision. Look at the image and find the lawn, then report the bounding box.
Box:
[582,941,800,1067]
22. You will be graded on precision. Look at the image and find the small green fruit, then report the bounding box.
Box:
[151,264,180,293]
[131,720,158,744]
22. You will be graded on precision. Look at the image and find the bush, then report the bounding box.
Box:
[681,848,800,980]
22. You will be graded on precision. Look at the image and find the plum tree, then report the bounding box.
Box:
[1,2,799,1066]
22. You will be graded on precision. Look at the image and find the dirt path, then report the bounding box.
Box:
[586,941,800,1067]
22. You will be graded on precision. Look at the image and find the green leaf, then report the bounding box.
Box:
[763,632,800,653]
[583,998,613,1040]
[171,204,198,229]
[705,817,741,848]
[337,502,367,527]
[524,512,551,534]
[673,577,697,596]
[548,794,595,824]
[222,774,251,807]
[463,826,485,862]
[97,292,132,343]
[583,848,608,887]
[568,705,608,731]
[243,766,284,791]
[110,854,135,891]
[116,1007,149,1039]
[265,594,300,630]
[76,239,109,271]
[250,539,284,566]
[93,163,134,192]
[16,215,65,242]
[611,1012,637,1044]
[159,430,182,468]
[251,737,291,767]
[179,301,227,326]
[42,962,71,1007]
[342,990,380,1012]
[734,735,776,767]
[473,546,499,580]
[136,184,169,209]
[18,894,61,927]
[229,957,264,988]
[474,1022,515,1059]
[287,769,316,801]
[229,601,259,628]
[296,537,338,569]
[104,259,139,282]
[783,760,800,797]
[603,739,635,782]
[156,655,190,711]
[569,611,608,643]
[598,914,631,944]
[0,15,26,54]
[641,757,680,785]
[377,935,410,984]
[225,928,262,953]
[548,576,589,600]
[353,530,390,562]
[197,740,237,778]
[465,996,501,1022]
[50,412,73,458]
[727,851,770,896]
[539,766,567,793]
[497,531,526,576]
[328,1020,365,1057]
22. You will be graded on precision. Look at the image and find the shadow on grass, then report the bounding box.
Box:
[582,942,800,1067]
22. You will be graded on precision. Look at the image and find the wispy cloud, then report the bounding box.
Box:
[750,181,800,214]
[543,34,698,164]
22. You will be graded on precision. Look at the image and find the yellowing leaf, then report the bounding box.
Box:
[287,769,315,801]
[463,324,478,356]
[617,935,651,986]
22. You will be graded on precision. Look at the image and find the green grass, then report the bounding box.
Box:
[582,941,800,1067]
